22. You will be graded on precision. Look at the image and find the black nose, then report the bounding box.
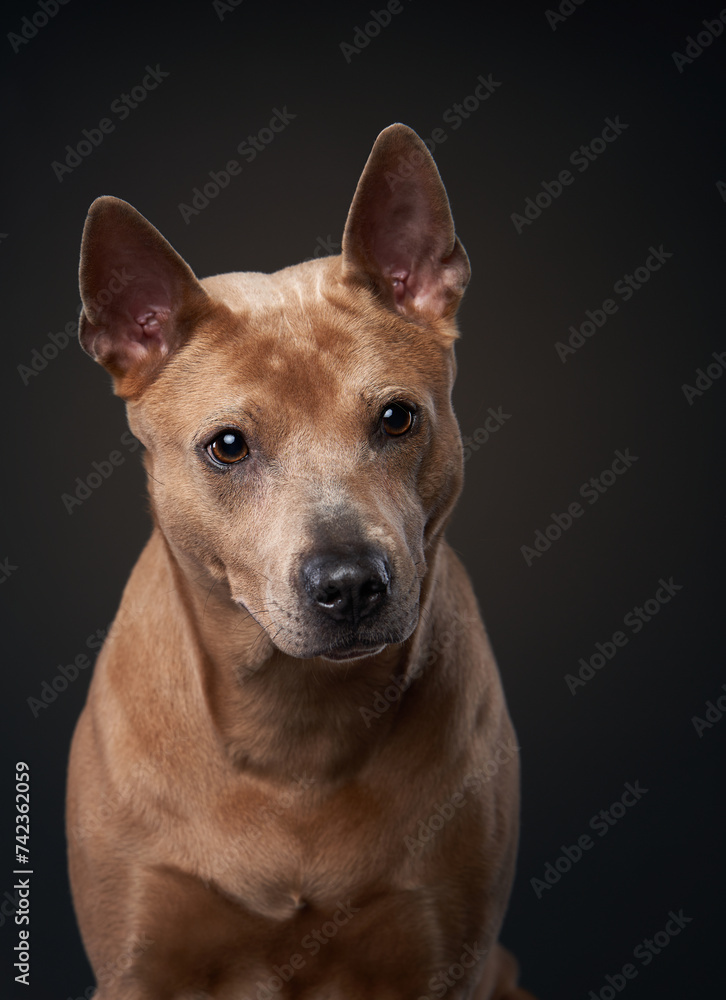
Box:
[302,551,390,623]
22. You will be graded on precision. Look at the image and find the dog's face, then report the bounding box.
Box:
[78,124,470,661]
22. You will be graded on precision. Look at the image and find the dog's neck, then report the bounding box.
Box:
[155,529,443,785]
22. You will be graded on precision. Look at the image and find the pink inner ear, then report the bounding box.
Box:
[366,181,465,319]
[85,274,176,363]
[390,270,410,307]
[374,209,444,316]
[130,303,172,347]
[135,310,165,336]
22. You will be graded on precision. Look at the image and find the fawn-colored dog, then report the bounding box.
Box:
[67,124,535,999]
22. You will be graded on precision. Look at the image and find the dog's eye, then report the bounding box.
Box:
[208,430,249,465]
[381,402,414,437]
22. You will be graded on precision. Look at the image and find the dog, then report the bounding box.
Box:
[66,123,535,1000]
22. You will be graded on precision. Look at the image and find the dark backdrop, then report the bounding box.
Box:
[1,0,724,997]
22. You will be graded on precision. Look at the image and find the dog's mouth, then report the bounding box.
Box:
[232,596,400,659]
[234,594,420,662]
[292,612,419,660]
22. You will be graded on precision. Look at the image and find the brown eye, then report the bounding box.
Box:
[381,402,413,437]
[208,430,248,465]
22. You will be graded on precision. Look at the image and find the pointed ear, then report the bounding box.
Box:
[78,196,210,397]
[341,124,470,322]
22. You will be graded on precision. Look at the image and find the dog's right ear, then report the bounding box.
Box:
[341,123,470,325]
[78,196,209,397]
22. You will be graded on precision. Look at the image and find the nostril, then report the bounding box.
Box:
[316,582,344,608]
[360,574,387,603]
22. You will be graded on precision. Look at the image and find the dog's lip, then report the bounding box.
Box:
[317,643,387,662]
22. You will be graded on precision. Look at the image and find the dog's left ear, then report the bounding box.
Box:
[78,196,210,397]
[341,123,470,322]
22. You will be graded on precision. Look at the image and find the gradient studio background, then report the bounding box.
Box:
[1,0,725,996]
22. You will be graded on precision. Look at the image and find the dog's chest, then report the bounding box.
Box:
[198,818,470,999]
[204,778,418,920]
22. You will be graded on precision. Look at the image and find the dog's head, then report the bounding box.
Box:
[78,124,470,661]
